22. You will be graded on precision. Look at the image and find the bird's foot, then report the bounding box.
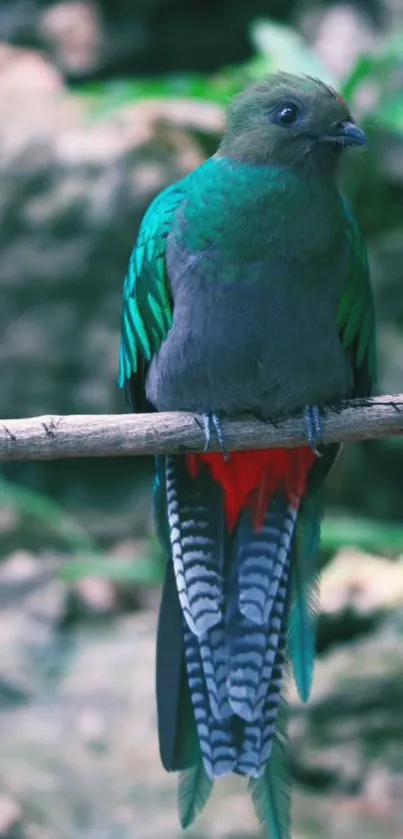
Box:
[303,405,324,457]
[202,412,230,462]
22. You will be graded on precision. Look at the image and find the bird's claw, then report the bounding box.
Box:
[303,405,324,457]
[202,412,230,461]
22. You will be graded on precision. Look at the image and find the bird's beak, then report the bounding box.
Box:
[320,120,367,147]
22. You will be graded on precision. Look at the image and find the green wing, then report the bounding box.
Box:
[118,184,184,409]
[337,198,377,396]
[290,202,377,703]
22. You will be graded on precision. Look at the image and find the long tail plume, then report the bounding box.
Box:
[248,699,291,839]
[289,492,323,702]
[159,450,315,836]
[164,458,298,774]
[178,757,213,829]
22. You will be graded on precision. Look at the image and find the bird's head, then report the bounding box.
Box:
[219,72,366,175]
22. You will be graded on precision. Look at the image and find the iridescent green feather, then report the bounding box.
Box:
[289,200,376,704]
[248,702,291,839]
[118,184,183,389]
[289,493,323,702]
[337,198,377,383]
[178,760,213,829]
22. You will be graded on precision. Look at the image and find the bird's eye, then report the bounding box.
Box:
[276,104,299,126]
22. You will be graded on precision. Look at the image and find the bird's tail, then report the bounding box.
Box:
[155,449,320,835]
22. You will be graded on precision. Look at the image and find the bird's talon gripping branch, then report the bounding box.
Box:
[203,412,230,461]
[303,405,324,457]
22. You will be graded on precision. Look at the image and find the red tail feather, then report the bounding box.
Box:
[186,448,315,532]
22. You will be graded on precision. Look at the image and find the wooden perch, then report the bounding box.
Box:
[0,395,402,462]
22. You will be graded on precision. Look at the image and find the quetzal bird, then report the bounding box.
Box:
[118,73,376,837]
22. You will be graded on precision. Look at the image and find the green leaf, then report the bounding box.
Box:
[0,477,96,553]
[342,55,377,101]
[250,19,337,84]
[61,554,164,585]
[342,54,396,102]
[322,515,403,555]
[375,95,403,136]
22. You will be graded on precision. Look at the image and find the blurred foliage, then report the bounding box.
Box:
[77,19,403,143]
[0,475,97,553]
[61,551,163,584]
[77,20,337,109]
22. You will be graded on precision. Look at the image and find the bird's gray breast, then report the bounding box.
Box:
[146,215,352,417]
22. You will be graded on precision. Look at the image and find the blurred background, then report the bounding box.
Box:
[0,0,403,837]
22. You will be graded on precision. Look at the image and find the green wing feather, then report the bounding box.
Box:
[289,492,324,703]
[248,703,291,839]
[290,202,376,704]
[337,198,377,391]
[118,184,184,397]
[119,183,214,824]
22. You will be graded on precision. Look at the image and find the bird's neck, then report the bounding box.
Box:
[203,157,346,260]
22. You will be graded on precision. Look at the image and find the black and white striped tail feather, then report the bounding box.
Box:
[238,499,299,625]
[225,619,269,722]
[250,541,292,722]
[167,455,298,787]
[235,562,290,777]
[226,499,299,726]
[224,532,268,722]
[198,625,231,721]
[165,456,224,637]
[183,620,236,778]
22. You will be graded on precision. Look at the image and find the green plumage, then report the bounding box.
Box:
[178,761,213,829]
[290,492,324,702]
[118,185,182,389]
[248,704,291,839]
[119,153,375,414]
[337,198,377,380]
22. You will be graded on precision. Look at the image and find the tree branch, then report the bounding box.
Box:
[0,395,402,462]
